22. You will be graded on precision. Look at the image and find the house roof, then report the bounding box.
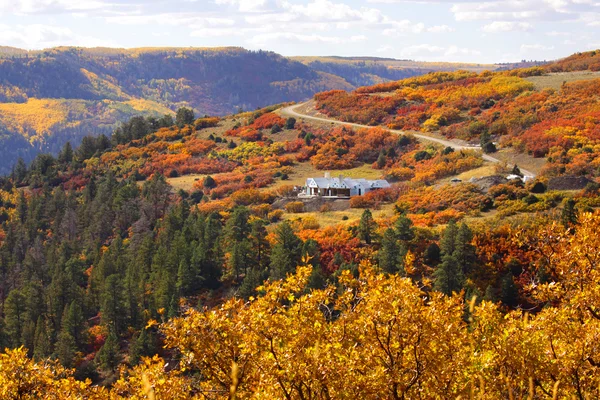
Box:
[307,176,390,189]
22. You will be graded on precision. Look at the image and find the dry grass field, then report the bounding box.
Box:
[284,203,396,228]
[526,71,600,90]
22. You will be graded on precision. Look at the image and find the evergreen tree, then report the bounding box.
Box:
[97,329,120,372]
[376,151,386,169]
[511,164,522,177]
[4,288,26,347]
[454,223,477,274]
[358,209,375,245]
[433,253,464,296]
[249,220,270,270]
[101,274,128,335]
[424,242,441,266]
[561,198,578,229]
[433,221,465,295]
[33,316,52,361]
[270,221,303,280]
[129,328,154,366]
[394,213,415,242]
[500,273,519,307]
[285,117,296,130]
[483,285,497,303]
[239,267,266,299]
[439,220,458,256]
[176,260,194,296]
[13,157,27,184]
[378,228,402,274]
[55,328,77,368]
[176,107,195,127]
[58,142,74,165]
[225,207,252,278]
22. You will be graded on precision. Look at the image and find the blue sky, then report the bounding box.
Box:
[0,0,598,63]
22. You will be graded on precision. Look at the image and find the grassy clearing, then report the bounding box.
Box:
[454,164,499,181]
[167,174,206,192]
[493,148,546,176]
[284,203,396,228]
[525,71,600,90]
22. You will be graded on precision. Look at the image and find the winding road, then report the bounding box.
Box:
[281,102,536,178]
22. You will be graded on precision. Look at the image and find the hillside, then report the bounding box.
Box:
[290,56,497,87]
[0,47,354,174]
[1,50,600,397]
[0,47,538,175]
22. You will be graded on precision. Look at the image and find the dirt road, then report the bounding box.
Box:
[281,102,536,178]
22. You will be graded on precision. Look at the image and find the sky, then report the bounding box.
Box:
[0,0,598,63]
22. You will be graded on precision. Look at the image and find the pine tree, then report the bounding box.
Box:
[561,198,578,229]
[33,316,52,361]
[249,220,270,270]
[176,107,195,127]
[97,329,120,372]
[358,209,375,245]
[424,242,441,266]
[376,151,386,169]
[13,157,27,185]
[58,142,74,165]
[101,274,128,335]
[239,267,266,299]
[378,228,402,274]
[500,273,519,307]
[434,221,465,295]
[129,328,153,366]
[483,285,497,302]
[285,117,296,130]
[55,329,77,368]
[433,253,464,296]
[439,220,458,256]
[4,288,26,347]
[176,260,194,296]
[62,301,85,348]
[454,223,477,275]
[270,221,303,280]
[394,213,415,242]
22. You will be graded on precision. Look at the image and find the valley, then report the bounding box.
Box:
[1,47,600,398]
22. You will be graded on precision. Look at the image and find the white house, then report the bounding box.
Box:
[300,173,390,198]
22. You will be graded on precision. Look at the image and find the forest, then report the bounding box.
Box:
[1,50,600,398]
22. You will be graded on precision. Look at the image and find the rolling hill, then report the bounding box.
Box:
[0,47,355,174]
[0,47,528,175]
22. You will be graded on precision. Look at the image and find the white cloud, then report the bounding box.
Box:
[427,24,455,33]
[0,0,132,16]
[248,32,367,46]
[383,20,425,35]
[376,45,393,53]
[482,21,533,32]
[214,0,272,12]
[0,23,113,49]
[520,43,555,52]
[400,43,481,61]
[450,0,595,22]
[107,13,236,27]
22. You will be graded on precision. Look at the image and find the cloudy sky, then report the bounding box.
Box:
[0,0,598,63]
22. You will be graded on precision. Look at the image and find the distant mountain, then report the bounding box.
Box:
[0,47,360,173]
[291,56,496,87]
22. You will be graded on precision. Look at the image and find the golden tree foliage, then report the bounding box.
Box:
[5,213,600,398]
